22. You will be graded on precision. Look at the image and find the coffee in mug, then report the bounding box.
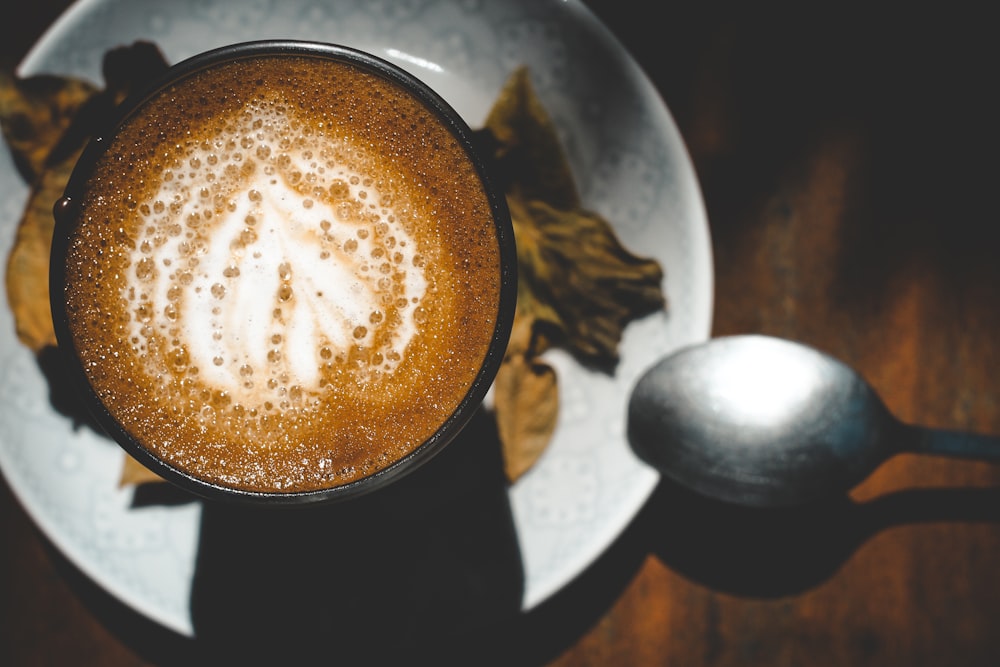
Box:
[50,41,515,503]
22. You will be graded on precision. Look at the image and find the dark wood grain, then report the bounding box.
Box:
[3,2,999,665]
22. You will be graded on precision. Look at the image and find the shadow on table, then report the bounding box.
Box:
[645,476,1000,598]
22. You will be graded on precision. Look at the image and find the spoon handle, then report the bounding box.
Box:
[908,426,1000,463]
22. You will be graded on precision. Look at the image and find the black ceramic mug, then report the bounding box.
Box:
[50,40,516,506]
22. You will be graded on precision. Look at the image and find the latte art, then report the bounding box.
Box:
[55,50,509,495]
[127,108,427,405]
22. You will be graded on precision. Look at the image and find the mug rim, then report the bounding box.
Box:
[49,40,517,506]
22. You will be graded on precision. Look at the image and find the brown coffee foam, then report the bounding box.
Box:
[61,55,501,493]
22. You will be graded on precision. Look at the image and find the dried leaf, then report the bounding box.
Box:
[4,147,80,351]
[481,67,666,366]
[118,453,165,486]
[479,65,579,210]
[493,319,559,482]
[0,68,97,183]
[508,192,665,364]
[480,67,668,480]
[0,67,98,350]
[3,42,170,353]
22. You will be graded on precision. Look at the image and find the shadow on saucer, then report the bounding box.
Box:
[36,345,105,434]
[189,407,524,665]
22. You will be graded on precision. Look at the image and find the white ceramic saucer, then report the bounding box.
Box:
[0,0,712,636]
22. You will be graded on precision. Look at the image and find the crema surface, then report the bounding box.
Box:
[60,55,502,493]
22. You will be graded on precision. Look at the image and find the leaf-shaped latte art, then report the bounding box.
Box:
[128,112,428,406]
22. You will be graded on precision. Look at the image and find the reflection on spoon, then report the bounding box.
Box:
[627,335,1000,508]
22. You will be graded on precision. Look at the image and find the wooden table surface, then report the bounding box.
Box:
[3,2,999,665]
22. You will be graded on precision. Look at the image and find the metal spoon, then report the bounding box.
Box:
[627,334,1000,507]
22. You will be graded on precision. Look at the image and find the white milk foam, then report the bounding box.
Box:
[124,106,427,403]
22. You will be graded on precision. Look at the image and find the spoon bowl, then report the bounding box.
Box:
[628,335,1000,507]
